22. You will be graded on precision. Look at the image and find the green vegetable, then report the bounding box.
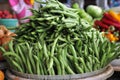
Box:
[72,5,93,23]
[0,0,120,76]
[79,9,93,22]
[72,3,79,9]
[86,5,103,18]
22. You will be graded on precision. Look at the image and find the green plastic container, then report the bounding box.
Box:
[0,19,19,32]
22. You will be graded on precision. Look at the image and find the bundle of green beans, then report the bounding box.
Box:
[15,0,91,43]
[0,0,120,75]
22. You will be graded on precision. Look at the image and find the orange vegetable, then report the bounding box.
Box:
[118,13,120,17]
[0,25,16,45]
[1,37,12,45]
[0,25,8,33]
[104,32,119,42]
[0,25,16,61]
[108,10,120,22]
[0,30,4,38]
[0,70,5,80]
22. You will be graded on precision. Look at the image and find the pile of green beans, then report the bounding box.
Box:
[1,32,120,74]
[0,0,120,75]
[15,0,91,43]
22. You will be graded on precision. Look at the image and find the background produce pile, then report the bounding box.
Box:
[0,0,120,75]
[94,10,120,42]
[0,10,16,19]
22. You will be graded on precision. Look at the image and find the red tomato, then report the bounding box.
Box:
[0,11,2,16]
[9,14,12,18]
[1,14,5,18]
[3,10,9,15]
[0,10,16,19]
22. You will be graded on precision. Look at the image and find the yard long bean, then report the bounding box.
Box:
[1,0,120,75]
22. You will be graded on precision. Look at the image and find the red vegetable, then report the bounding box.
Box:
[94,20,109,29]
[0,10,16,19]
[101,18,120,29]
[103,12,120,24]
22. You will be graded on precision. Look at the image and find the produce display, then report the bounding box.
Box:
[0,10,18,32]
[72,4,103,26]
[0,0,120,76]
[0,10,16,19]
[94,10,120,42]
[72,4,93,23]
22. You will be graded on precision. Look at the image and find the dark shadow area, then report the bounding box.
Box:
[107,71,120,80]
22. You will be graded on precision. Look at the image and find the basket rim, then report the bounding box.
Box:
[9,65,110,79]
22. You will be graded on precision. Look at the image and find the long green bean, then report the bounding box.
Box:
[1,0,120,75]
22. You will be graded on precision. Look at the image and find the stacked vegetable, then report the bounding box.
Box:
[72,4,93,23]
[0,0,120,75]
[94,10,120,42]
[0,10,16,19]
[72,4,104,27]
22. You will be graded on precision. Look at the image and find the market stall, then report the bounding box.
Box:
[0,0,120,80]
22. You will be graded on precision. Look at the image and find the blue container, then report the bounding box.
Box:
[0,19,19,32]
